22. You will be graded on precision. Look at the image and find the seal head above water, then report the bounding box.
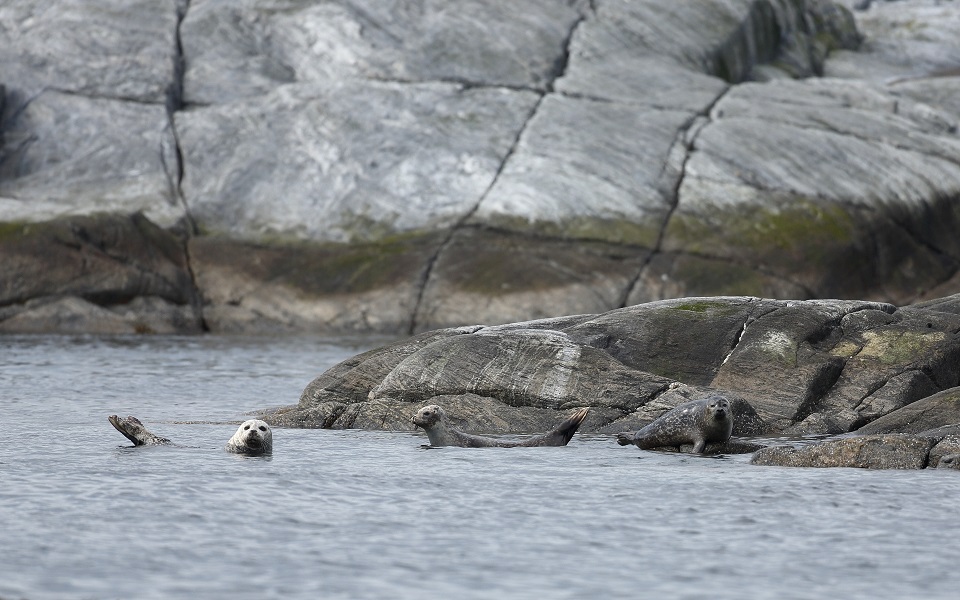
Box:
[226,419,273,456]
[616,395,733,454]
[411,404,589,448]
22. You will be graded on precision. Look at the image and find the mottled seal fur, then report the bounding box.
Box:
[937,453,960,469]
[616,395,733,454]
[225,419,273,456]
[108,415,171,446]
[411,405,589,448]
[108,415,273,456]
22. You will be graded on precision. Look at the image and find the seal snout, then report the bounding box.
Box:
[412,405,444,429]
[228,419,273,455]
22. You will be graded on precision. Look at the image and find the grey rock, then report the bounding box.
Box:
[0,0,182,103]
[654,78,960,307]
[186,232,445,334]
[827,0,960,82]
[750,434,936,469]
[411,228,649,332]
[856,387,960,434]
[366,327,672,411]
[466,95,694,247]
[179,0,588,105]
[274,295,960,437]
[3,0,960,335]
[0,90,183,228]
[0,213,202,334]
[175,81,540,243]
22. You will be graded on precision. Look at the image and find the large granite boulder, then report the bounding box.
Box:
[3,0,960,334]
[267,295,960,444]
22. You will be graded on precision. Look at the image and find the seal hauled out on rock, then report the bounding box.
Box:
[937,454,960,469]
[616,395,734,454]
[108,415,273,456]
[411,404,590,448]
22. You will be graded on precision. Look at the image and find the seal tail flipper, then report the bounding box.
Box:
[533,407,590,447]
[109,415,146,446]
[616,432,635,446]
[108,415,169,446]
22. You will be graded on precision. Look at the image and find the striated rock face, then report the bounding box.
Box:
[3,0,960,334]
[268,295,960,446]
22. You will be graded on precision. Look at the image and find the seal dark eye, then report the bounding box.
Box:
[244,425,250,430]
[259,426,266,431]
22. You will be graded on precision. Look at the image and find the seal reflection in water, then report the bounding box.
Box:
[108,415,273,456]
[411,404,589,448]
[616,395,733,454]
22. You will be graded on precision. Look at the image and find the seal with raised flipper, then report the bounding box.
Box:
[616,395,733,454]
[108,415,273,456]
[411,404,589,448]
[108,415,172,446]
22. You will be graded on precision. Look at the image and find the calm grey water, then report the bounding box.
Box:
[2,334,959,600]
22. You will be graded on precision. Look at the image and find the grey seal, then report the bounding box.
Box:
[108,415,273,456]
[411,404,589,448]
[616,395,733,454]
[937,454,960,469]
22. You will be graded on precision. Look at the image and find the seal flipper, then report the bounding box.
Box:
[616,432,635,446]
[108,415,170,446]
[523,407,590,447]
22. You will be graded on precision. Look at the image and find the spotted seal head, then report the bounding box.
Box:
[226,419,273,456]
[412,404,589,448]
[616,395,734,454]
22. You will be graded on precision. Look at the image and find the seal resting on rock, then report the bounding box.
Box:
[616,395,733,454]
[937,454,960,469]
[108,415,273,456]
[411,404,589,448]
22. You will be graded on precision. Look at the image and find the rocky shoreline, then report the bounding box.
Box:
[263,292,960,469]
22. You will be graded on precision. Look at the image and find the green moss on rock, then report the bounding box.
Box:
[481,213,662,248]
[668,197,857,266]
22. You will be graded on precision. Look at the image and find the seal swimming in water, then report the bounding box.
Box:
[411,404,589,448]
[225,419,273,455]
[616,395,733,454]
[108,415,273,456]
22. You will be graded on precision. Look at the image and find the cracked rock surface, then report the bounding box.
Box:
[270,294,960,442]
[2,0,960,334]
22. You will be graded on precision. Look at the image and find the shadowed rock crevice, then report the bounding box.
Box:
[620,85,733,307]
[408,92,548,334]
[407,5,594,334]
